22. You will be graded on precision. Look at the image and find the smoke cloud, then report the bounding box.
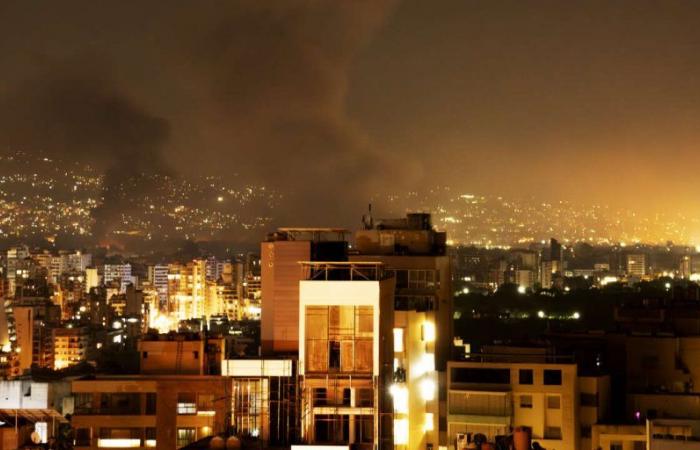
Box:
[0,1,400,236]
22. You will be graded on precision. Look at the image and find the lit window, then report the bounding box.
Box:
[394,419,408,445]
[393,328,404,353]
[420,378,436,401]
[424,413,434,431]
[390,384,408,413]
[422,322,436,342]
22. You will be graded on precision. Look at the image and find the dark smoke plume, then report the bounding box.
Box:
[0,1,400,238]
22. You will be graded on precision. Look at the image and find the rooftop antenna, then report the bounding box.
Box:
[362,203,374,230]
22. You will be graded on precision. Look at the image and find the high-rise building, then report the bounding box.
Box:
[550,238,563,262]
[104,263,134,293]
[298,261,394,449]
[53,326,89,369]
[626,254,646,277]
[85,267,100,293]
[148,264,168,311]
[260,228,348,355]
[351,212,451,450]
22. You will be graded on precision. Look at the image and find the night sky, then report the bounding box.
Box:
[2,1,700,229]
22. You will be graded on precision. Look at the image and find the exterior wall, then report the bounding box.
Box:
[447,361,578,450]
[138,339,205,375]
[13,306,34,371]
[261,240,310,355]
[0,380,50,409]
[630,393,700,420]
[591,424,645,450]
[393,310,441,450]
[578,374,611,450]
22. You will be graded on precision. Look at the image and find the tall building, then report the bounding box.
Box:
[104,263,134,293]
[5,245,29,298]
[550,238,563,262]
[147,264,169,309]
[10,299,60,373]
[351,212,451,450]
[298,261,394,449]
[260,228,348,355]
[53,326,89,369]
[626,254,647,277]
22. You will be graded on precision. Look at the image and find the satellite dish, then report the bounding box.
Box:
[30,431,41,444]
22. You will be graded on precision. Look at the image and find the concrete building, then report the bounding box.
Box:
[221,358,298,445]
[71,375,230,449]
[626,254,647,277]
[298,261,394,449]
[261,228,348,355]
[147,264,169,309]
[0,379,71,447]
[351,212,452,450]
[10,299,60,373]
[446,357,582,450]
[137,334,223,376]
[53,326,89,370]
[104,263,135,294]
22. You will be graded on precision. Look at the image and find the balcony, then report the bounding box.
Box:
[448,391,512,426]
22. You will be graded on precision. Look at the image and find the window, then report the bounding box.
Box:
[197,394,215,411]
[75,428,90,447]
[545,426,562,440]
[145,393,157,415]
[329,341,341,371]
[519,369,533,385]
[547,395,561,409]
[543,369,562,385]
[177,428,196,448]
[177,393,197,415]
[193,351,199,360]
[610,442,623,450]
[356,389,373,407]
[580,393,598,406]
[393,328,404,352]
[451,368,510,384]
[519,395,533,409]
[580,426,591,438]
[142,351,148,359]
[145,428,156,447]
[314,388,327,406]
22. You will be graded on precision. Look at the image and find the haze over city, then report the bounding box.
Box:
[3,1,700,241]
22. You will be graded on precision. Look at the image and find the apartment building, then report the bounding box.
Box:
[351,212,452,450]
[447,358,579,450]
[298,261,394,449]
[71,375,230,449]
[53,326,89,369]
